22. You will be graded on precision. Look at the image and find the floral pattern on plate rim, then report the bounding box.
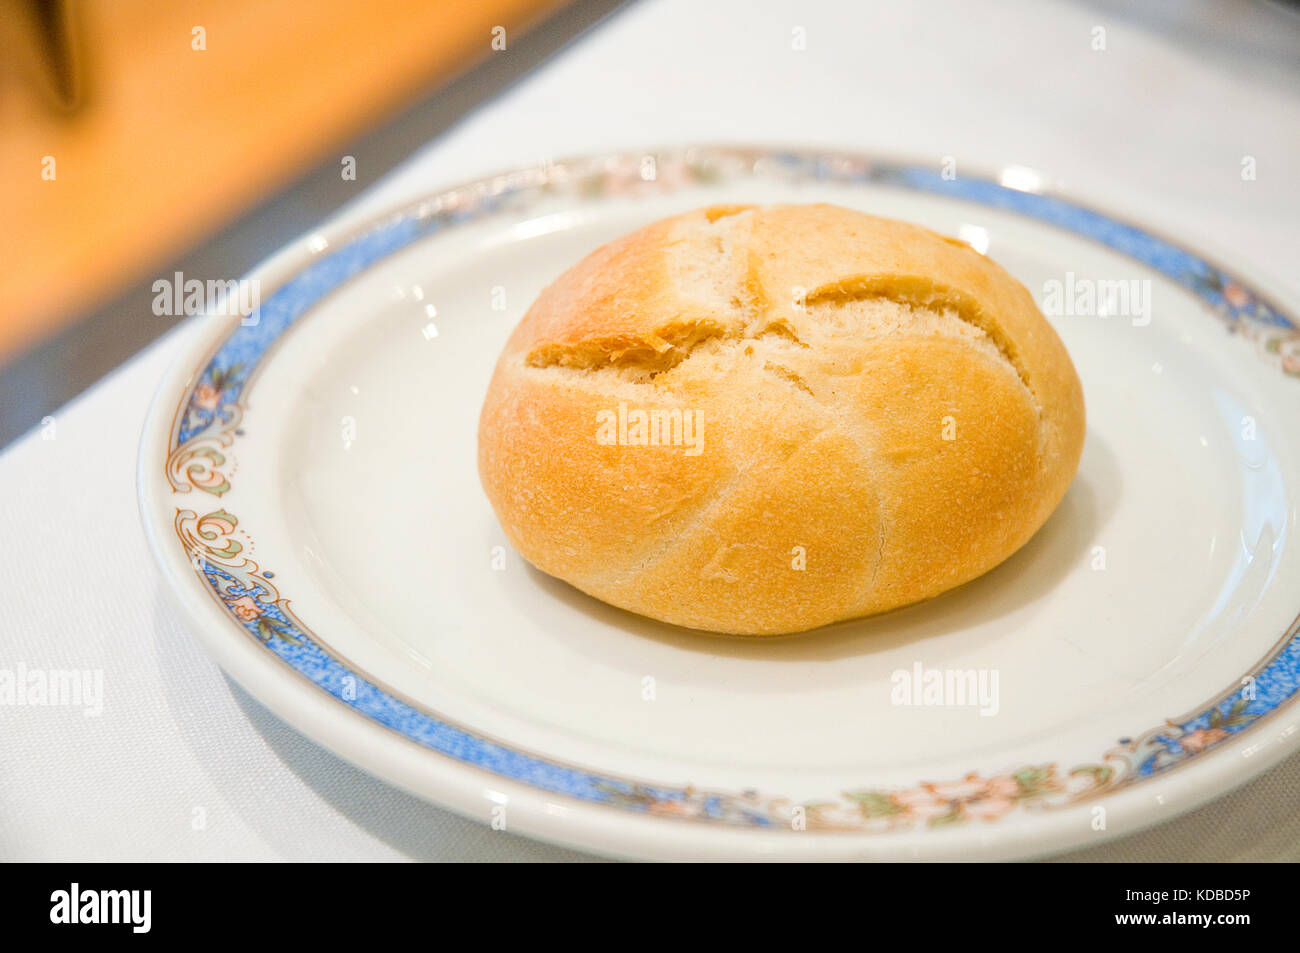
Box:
[165,148,1300,832]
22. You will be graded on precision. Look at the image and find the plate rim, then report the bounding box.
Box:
[138,144,1300,860]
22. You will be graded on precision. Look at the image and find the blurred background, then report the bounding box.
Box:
[1,0,1297,450]
[0,0,624,447]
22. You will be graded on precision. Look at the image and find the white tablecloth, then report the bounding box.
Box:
[4,0,1298,861]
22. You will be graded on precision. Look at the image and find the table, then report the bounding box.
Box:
[3,0,1298,861]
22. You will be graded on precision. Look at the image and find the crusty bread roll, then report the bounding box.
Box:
[478,203,1084,635]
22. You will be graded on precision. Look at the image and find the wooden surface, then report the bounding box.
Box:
[0,0,569,362]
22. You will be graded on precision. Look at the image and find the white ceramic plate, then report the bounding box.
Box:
[139,147,1300,860]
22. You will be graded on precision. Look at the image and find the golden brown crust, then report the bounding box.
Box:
[478,203,1085,635]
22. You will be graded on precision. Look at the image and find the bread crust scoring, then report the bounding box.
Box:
[478,203,1085,635]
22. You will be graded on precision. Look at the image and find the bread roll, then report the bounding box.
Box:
[478,204,1084,635]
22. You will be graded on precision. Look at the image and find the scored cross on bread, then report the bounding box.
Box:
[478,203,1085,636]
